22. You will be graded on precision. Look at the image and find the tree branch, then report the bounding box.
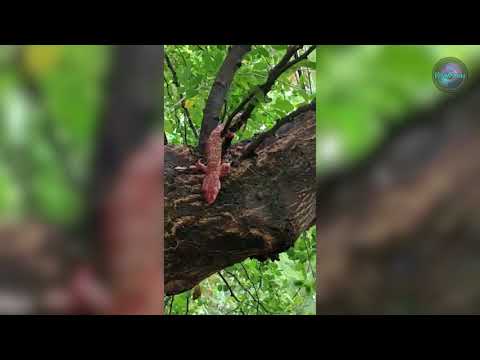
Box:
[165,106,315,295]
[241,100,316,159]
[218,272,241,303]
[198,45,252,155]
[223,45,316,137]
[225,270,270,314]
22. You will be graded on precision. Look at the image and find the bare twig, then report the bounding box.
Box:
[223,45,316,137]
[169,295,175,315]
[217,272,241,303]
[217,272,245,315]
[240,263,261,315]
[225,270,270,314]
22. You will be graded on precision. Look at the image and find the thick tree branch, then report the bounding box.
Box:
[241,100,316,159]
[198,45,252,155]
[165,105,315,295]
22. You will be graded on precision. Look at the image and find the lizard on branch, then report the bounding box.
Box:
[194,123,234,205]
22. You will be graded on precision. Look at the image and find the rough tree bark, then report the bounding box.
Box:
[165,103,316,295]
[317,74,480,314]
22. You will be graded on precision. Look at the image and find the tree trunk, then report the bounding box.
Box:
[165,105,316,295]
[316,75,480,314]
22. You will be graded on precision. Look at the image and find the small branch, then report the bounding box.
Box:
[294,52,306,91]
[225,45,301,130]
[198,45,252,155]
[185,295,190,315]
[217,271,246,315]
[241,100,316,159]
[223,45,315,137]
[225,270,270,314]
[240,263,261,314]
[169,295,175,315]
[217,272,241,303]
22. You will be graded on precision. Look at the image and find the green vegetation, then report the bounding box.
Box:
[164,45,316,315]
[317,45,480,175]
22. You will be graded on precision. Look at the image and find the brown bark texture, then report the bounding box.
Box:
[165,105,316,295]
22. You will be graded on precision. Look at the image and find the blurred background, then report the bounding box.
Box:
[0,45,164,314]
[317,45,480,173]
[316,45,480,314]
[0,45,108,225]
[0,45,111,314]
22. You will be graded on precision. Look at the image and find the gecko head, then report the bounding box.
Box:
[202,174,221,205]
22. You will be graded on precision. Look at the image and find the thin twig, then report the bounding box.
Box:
[169,295,175,315]
[165,51,199,138]
[223,45,315,136]
[217,272,245,315]
[240,263,261,315]
[225,270,270,314]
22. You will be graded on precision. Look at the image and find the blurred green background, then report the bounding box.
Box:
[0,45,109,225]
[316,45,480,175]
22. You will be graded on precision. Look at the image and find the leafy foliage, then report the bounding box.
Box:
[164,45,316,315]
[166,228,316,315]
[0,45,109,224]
[165,45,315,145]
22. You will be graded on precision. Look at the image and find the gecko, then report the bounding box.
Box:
[195,123,234,205]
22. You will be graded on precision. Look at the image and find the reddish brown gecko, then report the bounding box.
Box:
[195,123,234,205]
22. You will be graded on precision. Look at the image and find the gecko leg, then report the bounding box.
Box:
[220,162,231,178]
[195,160,208,173]
[225,131,235,140]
